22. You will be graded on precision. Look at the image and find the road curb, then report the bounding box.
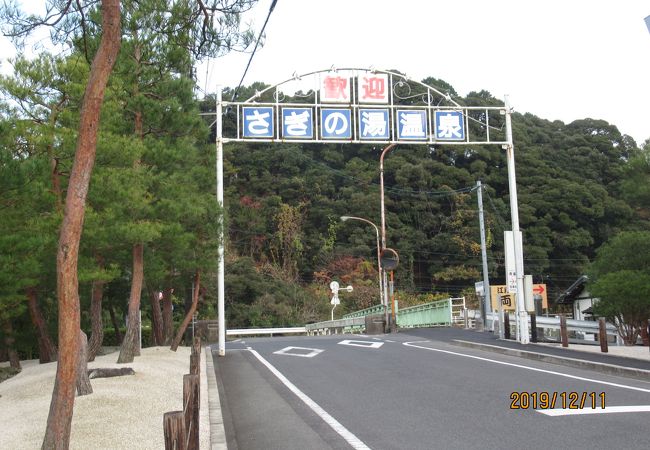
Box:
[452,339,650,382]
[205,347,228,449]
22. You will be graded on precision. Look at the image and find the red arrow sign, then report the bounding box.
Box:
[533,284,545,294]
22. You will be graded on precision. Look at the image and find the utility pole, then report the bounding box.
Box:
[476,181,491,327]
[504,96,529,344]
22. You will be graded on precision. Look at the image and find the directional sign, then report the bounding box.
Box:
[532,283,548,309]
[491,284,547,311]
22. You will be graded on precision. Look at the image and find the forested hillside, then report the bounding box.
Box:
[2,68,649,357]
[217,83,648,326]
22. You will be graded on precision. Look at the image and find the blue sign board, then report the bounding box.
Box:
[396,110,427,140]
[243,107,274,138]
[359,108,389,140]
[282,108,313,138]
[321,108,352,139]
[434,111,465,141]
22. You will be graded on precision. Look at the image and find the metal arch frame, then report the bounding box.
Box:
[215,67,509,146]
[240,67,462,107]
[213,68,529,356]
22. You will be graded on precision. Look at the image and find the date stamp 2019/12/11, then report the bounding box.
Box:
[510,392,606,410]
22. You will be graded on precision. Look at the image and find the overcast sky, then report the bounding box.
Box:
[202,0,650,145]
[2,1,649,145]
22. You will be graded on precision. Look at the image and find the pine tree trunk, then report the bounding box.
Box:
[149,289,164,346]
[107,300,123,344]
[162,286,174,345]
[75,331,92,396]
[87,276,105,362]
[2,320,21,370]
[42,1,121,448]
[26,287,58,363]
[171,271,200,351]
[118,243,144,364]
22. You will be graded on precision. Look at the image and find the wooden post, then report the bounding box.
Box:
[183,374,200,450]
[560,315,568,347]
[530,313,537,343]
[163,411,186,450]
[598,318,608,353]
[190,353,200,377]
[504,313,511,340]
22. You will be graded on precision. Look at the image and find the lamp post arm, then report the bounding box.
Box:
[379,144,396,249]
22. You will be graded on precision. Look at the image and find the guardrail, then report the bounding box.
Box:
[225,327,307,336]
[397,299,453,328]
[163,337,201,450]
[305,317,366,335]
[484,312,622,345]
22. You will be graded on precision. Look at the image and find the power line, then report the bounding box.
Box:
[230,0,278,102]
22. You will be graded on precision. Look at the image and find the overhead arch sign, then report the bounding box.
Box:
[209,67,530,354]
[224,68,508,145]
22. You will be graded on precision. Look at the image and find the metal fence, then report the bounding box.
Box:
[484,311,622,345]
[397,299,453,328]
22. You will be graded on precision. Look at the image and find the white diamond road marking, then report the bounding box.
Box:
[273,346,324,358]
[338,340,384,349]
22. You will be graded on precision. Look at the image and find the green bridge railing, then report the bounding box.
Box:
[396,299,452,328]
[339,299,453,330]
[343,304,386,319]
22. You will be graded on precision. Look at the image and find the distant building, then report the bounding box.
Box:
[555,275,598,321]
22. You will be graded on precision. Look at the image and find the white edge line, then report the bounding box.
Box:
[537,405,650,416]
[248,348,371,450]
[403,341,650,394]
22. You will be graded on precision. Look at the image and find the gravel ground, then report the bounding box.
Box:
[0,346,210,449]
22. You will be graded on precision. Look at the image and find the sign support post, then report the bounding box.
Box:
[504,96,529,344]
[216,87,226,356]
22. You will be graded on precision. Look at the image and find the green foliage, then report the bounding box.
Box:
[589,231,650,343]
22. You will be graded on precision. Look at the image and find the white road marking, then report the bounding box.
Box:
[248,348,371,450]
[403,341,650,393]
[384,340,396,343]
[338,340,384,349]
[273,346,324,358]
[538,405,650,416]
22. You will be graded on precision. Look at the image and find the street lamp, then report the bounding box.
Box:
[379,144,396,329]
[340,216,384,308]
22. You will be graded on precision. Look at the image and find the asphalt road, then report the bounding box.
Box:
[213,329,650,450]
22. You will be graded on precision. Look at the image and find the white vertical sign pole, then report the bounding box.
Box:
[216,87,226,356]
[504,96,529,344]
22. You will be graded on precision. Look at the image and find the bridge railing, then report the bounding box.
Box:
[397,299,453,328]
[225,327,306,336]
[306,317,366,335]
[343,304,386,319]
